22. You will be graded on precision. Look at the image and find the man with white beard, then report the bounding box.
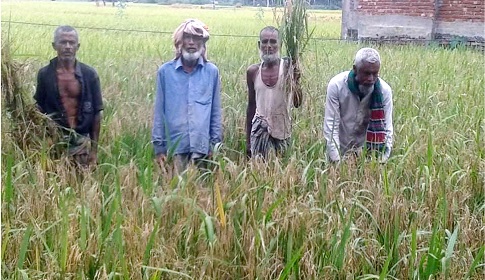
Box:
[246,26,302,159]
[152,19,222,173]
[323,48,394,164]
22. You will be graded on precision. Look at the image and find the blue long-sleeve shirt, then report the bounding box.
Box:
[152,57,222,156]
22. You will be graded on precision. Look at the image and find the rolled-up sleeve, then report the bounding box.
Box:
[152,68,166,155]
[323,80,341,162]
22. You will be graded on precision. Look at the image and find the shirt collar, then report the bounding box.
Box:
[50,57,83,78]
[174,56,205,70]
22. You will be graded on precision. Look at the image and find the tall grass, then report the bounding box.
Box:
[2,1,484,279]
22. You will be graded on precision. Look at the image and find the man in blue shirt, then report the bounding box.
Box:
[152,19,222,172]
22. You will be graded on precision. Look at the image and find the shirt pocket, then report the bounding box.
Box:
[82,101,93,114]
[194,92,212,105]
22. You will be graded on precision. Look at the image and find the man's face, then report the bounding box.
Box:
[354,61,380,91]
[52,31,79,62]
[181,33,204,63]
[258,29,280,64]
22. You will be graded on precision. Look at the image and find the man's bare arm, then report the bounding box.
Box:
[284,58,302,108]
[292,63,302,108]
[246,65,258,157]
[89,112,102,163]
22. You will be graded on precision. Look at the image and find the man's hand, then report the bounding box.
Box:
[156,154,167,166]
[327,151,341,165]
[378,148,391,164]
[246,148,251,159]
[293,65,301,81]
[378,152,390,164]
[89,151,98,165]
[329,158,340,165]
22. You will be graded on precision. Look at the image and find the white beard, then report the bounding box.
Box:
[359,84,374,96]
[259,50,280,64]
[182,49,202,63]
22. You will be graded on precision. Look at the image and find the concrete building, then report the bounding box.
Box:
[341,0,484,46]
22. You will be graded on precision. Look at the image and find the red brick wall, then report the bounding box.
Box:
[438,0,484,22]
[358,0,435,17]
[357,0,485,22]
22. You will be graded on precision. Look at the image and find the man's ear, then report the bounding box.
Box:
[258,41,261,49]
[77,43,81,50]
[352,64,357,72]
[51,42,56,50]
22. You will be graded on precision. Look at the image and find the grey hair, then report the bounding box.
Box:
[53,25,78,44]
[259,26,279,41]
[354,48,381,68]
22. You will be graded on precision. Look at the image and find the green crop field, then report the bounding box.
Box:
[1,1,484,279]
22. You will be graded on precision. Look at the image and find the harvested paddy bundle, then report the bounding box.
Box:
[1,40,62,154]
[277,0,314,102]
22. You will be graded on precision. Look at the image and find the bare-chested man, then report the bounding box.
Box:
[35,25,103,166]
[246,26,302,159]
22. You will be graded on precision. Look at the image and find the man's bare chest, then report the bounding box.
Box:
[57,72,81,99]
[260,68,280,87]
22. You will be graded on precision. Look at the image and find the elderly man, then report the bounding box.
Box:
[35,25,103,166]
[152,19,222,172]
[246,26,302,159]
[323,47,393,163]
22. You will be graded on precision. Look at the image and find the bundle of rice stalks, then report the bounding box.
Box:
[1,42,27,123]
[1,39,62,155]
[275,0,314,104]
[278,0,313,64]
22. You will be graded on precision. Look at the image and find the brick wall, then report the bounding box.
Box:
[357,0,485,22]
[342,0,484,47]
[438,0,484,22]
[358,0,435,18]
